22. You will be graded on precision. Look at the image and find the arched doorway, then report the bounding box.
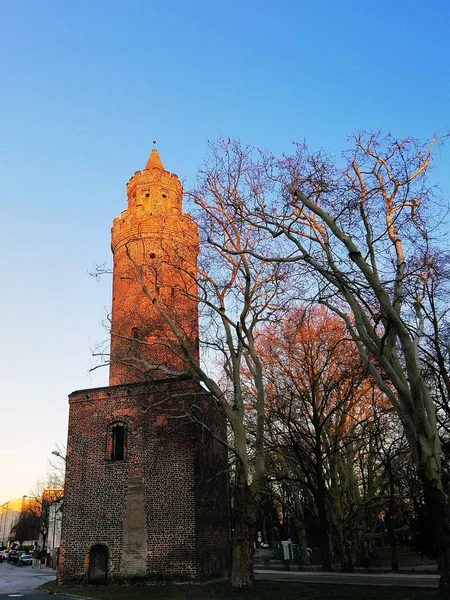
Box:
[88,544,108,583]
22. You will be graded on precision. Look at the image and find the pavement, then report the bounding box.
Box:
[0,562,55,595]
[255,568,439,588]
[253,547,440,588]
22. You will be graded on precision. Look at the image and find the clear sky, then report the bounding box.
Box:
[0,0,449,504]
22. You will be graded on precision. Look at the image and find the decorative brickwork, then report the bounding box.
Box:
[110,149,199,386]
[59,151,230,583]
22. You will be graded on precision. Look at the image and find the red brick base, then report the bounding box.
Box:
[59,376,230,583]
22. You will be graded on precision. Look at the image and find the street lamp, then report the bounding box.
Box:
[51,451,66,462]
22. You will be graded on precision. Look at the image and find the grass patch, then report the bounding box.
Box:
[40,580,437,600]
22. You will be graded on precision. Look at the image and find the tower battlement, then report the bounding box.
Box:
[125,150,183,215]
[109,148,199,386]
[126,170,182,199]
[127,168,182,188]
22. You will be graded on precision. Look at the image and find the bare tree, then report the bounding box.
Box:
[13,510,40,548]
[12,482,63,553]
[194,134,450,595]
[414,251,450,437]
[260,305,383,571]
[92,181,292,587]
[27,482,63,553]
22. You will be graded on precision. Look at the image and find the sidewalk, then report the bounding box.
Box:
[30,563,56,574]
[254,558,438,574]
[254,568,439,588]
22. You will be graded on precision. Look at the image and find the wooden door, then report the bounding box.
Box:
[88,544,108,583]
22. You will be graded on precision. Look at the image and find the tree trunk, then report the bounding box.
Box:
[315,481,333,570]
[328,498,353,573]
[293,515,310,569]
[333,518,354,572]
[354,529,370,568]
[290,492,309,569]
[420,474,450,598]
[230,483,258,588]
[313,436,333,571]
[385,471,399,573]
[328,458,353,573]
[385,509,399,573]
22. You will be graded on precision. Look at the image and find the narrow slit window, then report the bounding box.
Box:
[110,425,125,461]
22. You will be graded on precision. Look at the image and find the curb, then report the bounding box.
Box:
[41,590,96,600]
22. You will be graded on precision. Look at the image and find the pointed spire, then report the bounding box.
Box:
[145,148,164,171]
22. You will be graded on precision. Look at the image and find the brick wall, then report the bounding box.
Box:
[59,377,230,583]
[193,398,230,578]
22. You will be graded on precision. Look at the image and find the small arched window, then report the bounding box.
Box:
[107,423,127,462]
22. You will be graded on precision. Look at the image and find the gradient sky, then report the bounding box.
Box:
[1,0,449,504]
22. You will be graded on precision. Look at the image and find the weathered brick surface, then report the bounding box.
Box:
[59,151,230,584]
[193,400,230,577]
[59,379,229,582]
[121,476,147,575]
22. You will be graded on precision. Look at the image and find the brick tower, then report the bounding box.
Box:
[59,150,229,584]
[109,148,199,385]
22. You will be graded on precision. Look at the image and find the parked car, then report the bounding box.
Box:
[9,550,20,563]
[18,553,32,566]
[2,550,9,561]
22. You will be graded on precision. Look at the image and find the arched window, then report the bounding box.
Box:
[107,422,127,462]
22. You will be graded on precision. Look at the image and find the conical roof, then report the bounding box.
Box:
[145,148,164,171]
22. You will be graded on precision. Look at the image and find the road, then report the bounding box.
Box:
[0,561,55,600]
[255,568,439,588]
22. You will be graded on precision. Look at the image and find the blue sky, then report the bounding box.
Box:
[0,0,449,504]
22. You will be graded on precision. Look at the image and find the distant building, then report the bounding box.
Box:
[0,496,35,547]
[1,490,64,551]
[37,489,64,556]
[59,150,230,584]
[46,498,63,569]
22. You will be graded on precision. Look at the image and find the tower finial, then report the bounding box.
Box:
[145,147,164,171]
